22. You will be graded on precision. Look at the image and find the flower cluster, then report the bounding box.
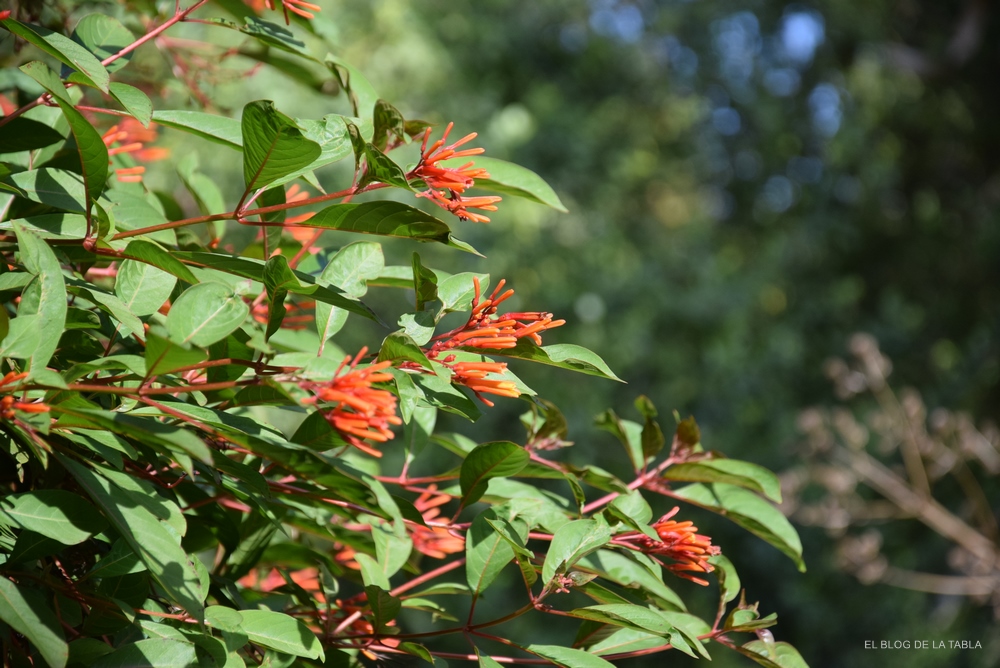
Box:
[102,119,168,183]
[613,507,721,586]
[419,277,564,405]
[410,485,465,558]
[301,348,401,457]
[413,123,501,223]
[0,371,49,420]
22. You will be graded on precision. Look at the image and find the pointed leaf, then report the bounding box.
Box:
[71,15,134,73]
[238,609,324,660]
[460,441,530,506]
[663,458,782,503]
[672,483,804,571]
[152,110,243,149]
[296,201,481,254]
[0,578,68,668]
[1,490,106,545]
[542,518,612,584]
[1,17,109,91]
[167,282,249,347]
[59,456,206,621]
[474,340,622,381]
[241,100,321,192]
[109,82,152,126]
[527,645,616,668]
[445,156,567,212]
[14,221,67,370]
[116,259,177,317]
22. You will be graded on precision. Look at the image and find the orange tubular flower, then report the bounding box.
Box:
[417,277,564,405]
[261,0,321,22]
[410,485,465,558]
[0,371,49,420]
[612,507,721,586]
[102,119,168,183]
[301,348,401,457]
[412,123,501,223]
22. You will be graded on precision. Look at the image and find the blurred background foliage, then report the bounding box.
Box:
[6,0,1000,665]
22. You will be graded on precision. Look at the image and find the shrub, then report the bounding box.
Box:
[0,3,806,667]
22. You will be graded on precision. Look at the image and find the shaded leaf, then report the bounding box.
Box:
[167,282,249,347]
[460,441,530,507]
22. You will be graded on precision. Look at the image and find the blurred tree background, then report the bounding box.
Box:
[314,1,1000,666]
[10,0,996,665]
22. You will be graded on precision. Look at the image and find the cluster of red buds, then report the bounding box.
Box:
[612,507,721,586]
[102,119,169,183]
[413,123,502,223]
[410,485,465,558]
[300,348,401,457]
[0,371,49,420]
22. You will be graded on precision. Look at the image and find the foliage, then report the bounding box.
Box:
[0,2,809,667]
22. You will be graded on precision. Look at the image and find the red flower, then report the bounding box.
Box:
[412,123,501,223]
[448,361,519,407]
[0,371,48,420]
[410,485,465,558]
[301,348,401,457]
[612,507,721,586]
[258,0,321,22]
[102,119,168,183]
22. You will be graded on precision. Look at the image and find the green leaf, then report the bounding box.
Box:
[91,639,198,668]
[710,554,741,604]
[345,121,410,189]
[121,239,198,284]
[0,490,106,545]
[269,114,356,188]
[71,15,134,74]
[1,17,110,91]
[411,252,439,312]
[297,201,481,254]
[14,221,68,370]
[177,153,226,216]
[314,241,383,340]
[109,82,153,126]
[738,641,810,668]
[364,585,401,630]
[59,456,206,621]
[567,604,672,636]
[634,396,665,460]
[239,609,324,660]
[116,259,177,317]
[239,17,315,60]
[325,54,379,119]
[527,645,616,668]
[541,518,612,584]
[447,156,567,212]
[411,371,482,421]
[460,441,530,506]
[241,100,321,192]
[48,89,109,208]
[1,167,88,212]
[176,251,375,321]
[152,110,243,149]
[477,340,622,381]
[663,458,783,503]
[167,282,249,347]
[0,578,68,668]
[607,490,653,529]
[205,606,245,632]
[465,508,528,594]
[592,550,686,611]
[144,332,208,377]
[372,99,406,150]
[587,628,665,656]
[672,483,804,571]
[371,519,413,580]
[0,117,65,152]
[378,331,433,370]
[437,272,489,314]
[594,410,643,471]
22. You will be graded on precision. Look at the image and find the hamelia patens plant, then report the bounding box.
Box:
[0,2,809,667]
